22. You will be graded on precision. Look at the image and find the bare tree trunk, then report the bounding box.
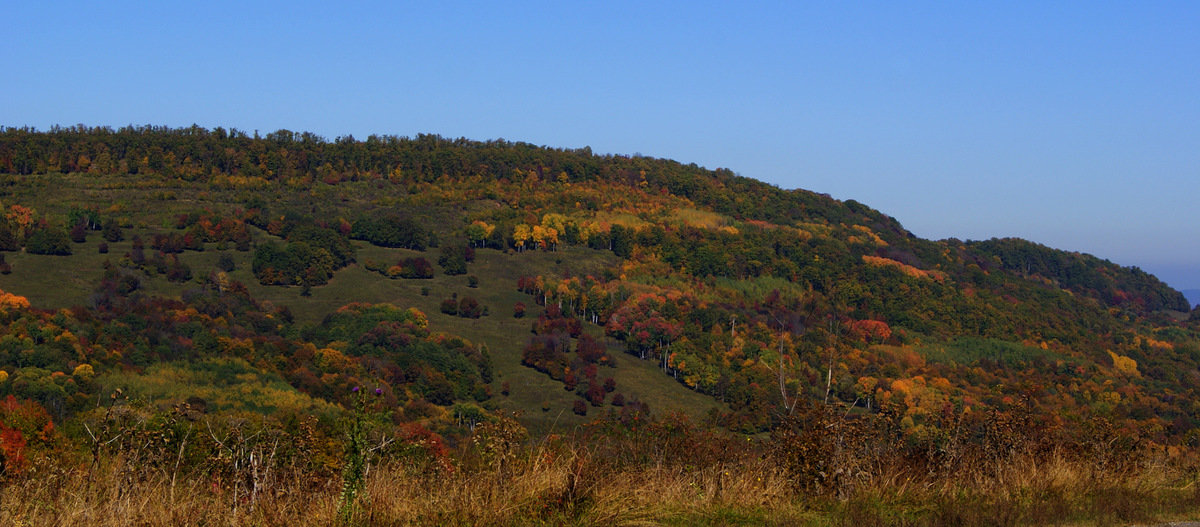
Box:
[824,347,834,405]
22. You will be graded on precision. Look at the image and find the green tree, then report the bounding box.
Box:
[25,227,72,255]
[610,225,634,258]
[438,246,468,275]
[0,221,18,251]
[101,219,123,242]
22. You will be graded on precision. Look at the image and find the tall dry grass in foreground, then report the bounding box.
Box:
[2,438,1198,526]
[0,445,801,526]
[2,402,1199,526]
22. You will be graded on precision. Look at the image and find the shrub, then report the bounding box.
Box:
[350,215,428,249]
[25,228,72,255]
[521,335,569,378]
[0,395,56,476]
[151,232,187,253]
[165,256,192,282]
[0,222,17,251]
[234,232,251,251]
[586,384,606,406]
[440,297,458,316]
[102,219,123,242]
[392,257,433,279]
[69,222,88,243]
[129,236,146,265]
[458,296,482,319]
[252,241,335,286]
[576,334,610,364]
[438,246,468,275]
[217,252,236,272]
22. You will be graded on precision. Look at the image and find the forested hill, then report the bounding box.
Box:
[0,125,1197,444]
[0,125,902,229]
[968,237,1188,312]
[0,125,1183,311]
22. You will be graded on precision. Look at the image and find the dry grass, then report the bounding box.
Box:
[2,440,1197,527]
[0,444,803,526]
[824,451,1200,527]
[2,402,1197,527]
[336,444,803,526]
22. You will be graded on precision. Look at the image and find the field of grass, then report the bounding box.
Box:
[3,436,1197,526]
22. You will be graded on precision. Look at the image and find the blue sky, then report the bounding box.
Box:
[5,2,1199,289]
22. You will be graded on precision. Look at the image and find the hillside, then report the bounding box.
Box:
[0,125,1197,428]
[0,125,1198,524]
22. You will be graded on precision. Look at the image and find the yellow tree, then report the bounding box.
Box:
[531,225,558,250]
[541,213,568,233]
[466,220,495,247]
[512,224,532,251]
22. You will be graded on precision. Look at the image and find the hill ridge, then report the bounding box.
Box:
[0,124,1196,443]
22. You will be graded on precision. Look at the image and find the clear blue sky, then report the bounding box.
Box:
[5,2,1199,289]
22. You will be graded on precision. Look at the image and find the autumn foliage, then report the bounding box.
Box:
[0,126,1198,524]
